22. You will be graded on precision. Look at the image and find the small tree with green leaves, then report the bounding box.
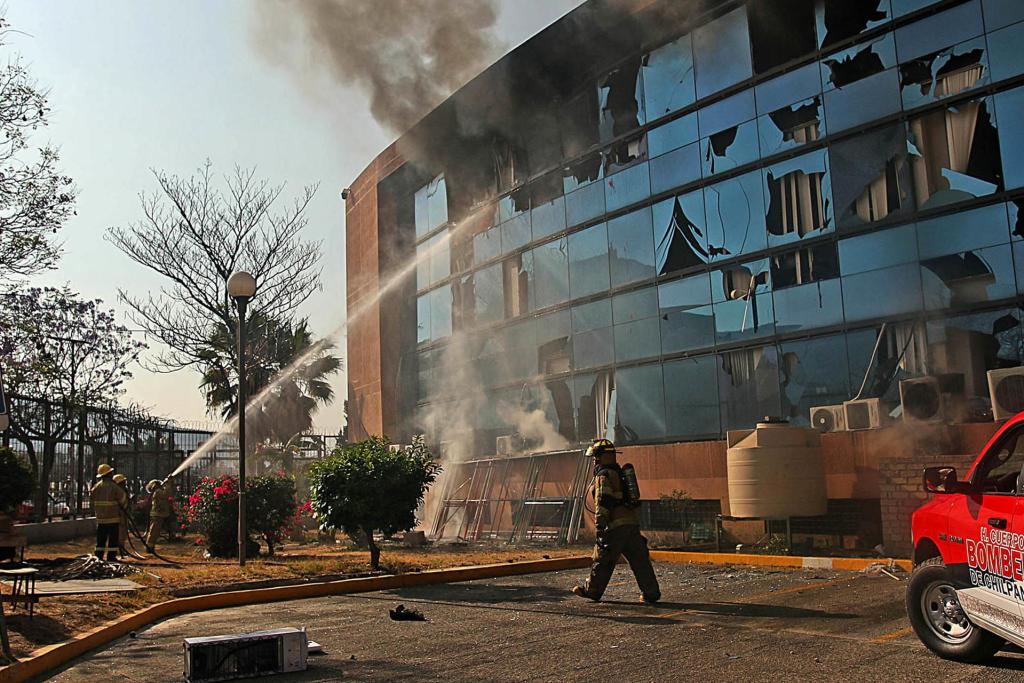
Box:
[308,436,439,570]
[0,446,34,517]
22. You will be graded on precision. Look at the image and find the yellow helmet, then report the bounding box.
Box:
[586,439,616,459]
[112,474,127,485]
[96,463,114,478]
[146,479,162,493]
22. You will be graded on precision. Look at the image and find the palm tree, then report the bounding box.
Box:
[199,314,341,451]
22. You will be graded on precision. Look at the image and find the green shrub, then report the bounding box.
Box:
[0,447,35,515]
[186,473,297,557]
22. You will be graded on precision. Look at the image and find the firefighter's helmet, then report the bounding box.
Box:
[146,479,162,493]
[586,439,616,459]
[112,473,127,485]
[96,463,114,478]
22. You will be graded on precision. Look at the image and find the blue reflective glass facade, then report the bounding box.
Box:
[408,0,1024,447]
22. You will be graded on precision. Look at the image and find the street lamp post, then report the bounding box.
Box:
[227,271,257,567]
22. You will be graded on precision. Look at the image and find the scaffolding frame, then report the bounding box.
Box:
[430,448,589,544]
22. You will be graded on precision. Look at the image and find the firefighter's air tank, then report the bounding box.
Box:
[726,418,827,519]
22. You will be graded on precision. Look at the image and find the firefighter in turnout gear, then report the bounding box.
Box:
[572,439,661,603]
[90,464,127,561]
[112,473,130,558]
[145,479,173,550]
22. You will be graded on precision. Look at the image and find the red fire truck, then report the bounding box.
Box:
[908,411,1024,662]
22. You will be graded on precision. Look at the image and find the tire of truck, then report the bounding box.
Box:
[906,557,1003,663]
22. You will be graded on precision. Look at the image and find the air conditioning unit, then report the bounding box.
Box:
[810,405,846,433]
[900,377,944,424]
[496,435,523,456]
[988,368,1024,421]
[843,398,886,430]
[184,627,307,682]
[388,444,408,453]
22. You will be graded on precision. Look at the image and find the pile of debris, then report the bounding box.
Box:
[29,555,139,581]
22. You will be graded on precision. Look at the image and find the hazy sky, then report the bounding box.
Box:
[6,0,583,431]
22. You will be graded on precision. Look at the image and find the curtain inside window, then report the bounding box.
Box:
[778,170,825,236]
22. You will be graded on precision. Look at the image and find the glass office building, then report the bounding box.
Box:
[354,0,1024,454]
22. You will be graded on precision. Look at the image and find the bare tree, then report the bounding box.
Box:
[107,161,322,373]
[0,15,77,287]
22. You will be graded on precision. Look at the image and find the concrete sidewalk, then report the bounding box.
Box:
[45,562,1024,682]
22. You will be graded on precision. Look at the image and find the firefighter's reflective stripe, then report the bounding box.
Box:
[594,469,638,531]
[91,480,127,523]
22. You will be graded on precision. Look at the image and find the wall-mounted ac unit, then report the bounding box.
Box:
[843,398,886,431]
[988,368,1024,421]
[388,444,408,454]
[900,377,944,424]
[184,627,307,682]
[496,435,525,456]
[810,405,846,433]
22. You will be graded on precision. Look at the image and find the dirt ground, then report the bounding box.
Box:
[0,535,582,659]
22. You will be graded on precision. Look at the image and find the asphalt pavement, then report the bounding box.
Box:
[44,562,1024,682]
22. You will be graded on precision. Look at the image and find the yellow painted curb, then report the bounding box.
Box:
[0,556,589,683]
[650,550,913,573]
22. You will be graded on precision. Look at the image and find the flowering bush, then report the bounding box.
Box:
[186,473,298,557]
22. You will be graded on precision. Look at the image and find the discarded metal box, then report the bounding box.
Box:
[183,627,307,682]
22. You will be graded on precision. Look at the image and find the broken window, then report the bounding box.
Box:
[604,134,650,212]
[571,299,614,369]
[846,322,926,404]
[821,36,901,133]
[779,334,852,427]
[772,243,843,332]
[648,112,698,158]
[988,19,1024,83]
[771,242,839,289]
[899,37,988,110]
[712,258,775,343]
[830,123,914,228]
[473,264,504,326]
[523,111,563,178]
[659,273,715,354]
[535,310,572,376]
[573,371,615,441]
[492,138,527,195]
[642,32,696,120]
[699,90,760,177]
[563,153,606,227]
[615,364,667,442]
[473,226,501,266]
[598,57,645,144]
[748,0,817,74]
[612,286,660,363]
[500,211,531,255]
[839,225,924,322]
[994,86,1024,190]
[815,0,889,50]
[664,356,721,439]
[604,132,647,173]
[502,254,532,319]
[704,170,768,262]
[530,172,566,241]
[416,294,430,344]
[764,149,833,247]
[531,236,570,310]
[414,175,449,239]
[693,6,753,100]
[561,87,600,160]
[907,96,1002,210]
[608,206,656,288]
[567,222,610,300]
[758,96,825,157]
[453,203,497,272]
[717,345,782,432]
[918,204,1016,310]
[894,1,984,64]
[653,191,708,275]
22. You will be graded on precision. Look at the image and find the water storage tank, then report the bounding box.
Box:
[726,419,827,519]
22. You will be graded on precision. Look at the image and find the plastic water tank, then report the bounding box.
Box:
[726,419,827,519]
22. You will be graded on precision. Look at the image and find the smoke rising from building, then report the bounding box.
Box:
[252,0,506,135]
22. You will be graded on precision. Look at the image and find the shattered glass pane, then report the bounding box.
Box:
[763,149,833,247]
[821,33,896,90]
[771,243,843,332]
[598,56,646,144]
[473,226,501,266]
[712,258,775,343]
[994,86,1024,190]
[699,92,759,177]
[829,123,915,229]
[921,243,1017,310]
[771,241,839,289]
[664,356,721,439]
[704,170,767,262]
[907,96,1002,209]
[987,20,1024,82]
[748,0,817,74]
[568,222,610,299]
[899,36,988,110]
[649,142,702,196]
[500,212,531,255]
[693,6,753,100]
[643,33,696,120]
[894,1,983,62]
[615,364,667,441]
[563,154,606,226]
[717,345,782,432]
[498,187,529,223]
[659,274,715,354]
[648,112,698,158]
[1009,200,1024,241]
[755,62,823,116]
[561,88,600,160]
[530,173,566,241]
[699,90,756,135]
[608,206,656,287]
[531,237,570,309]
[502,254,533,319]
[653,190,709,275]
[815,0,890,50]
[757,96,826,157]
[823,67,901,133]
[779,335,852,427]
[983,0,1024,31]
[473,264,504,326]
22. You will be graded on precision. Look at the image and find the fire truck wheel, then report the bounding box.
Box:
[906,557,1003,663]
